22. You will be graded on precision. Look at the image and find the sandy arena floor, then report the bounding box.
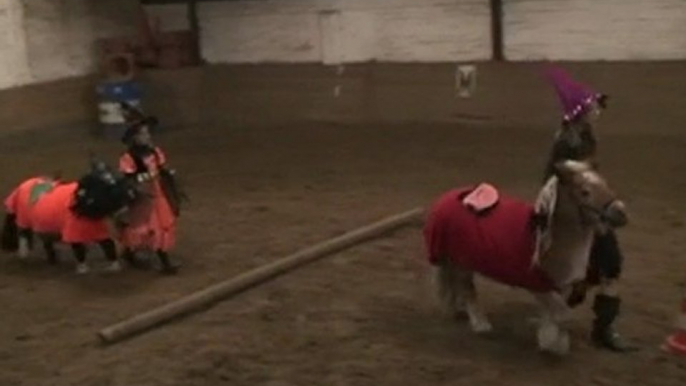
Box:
[0,98,685,385]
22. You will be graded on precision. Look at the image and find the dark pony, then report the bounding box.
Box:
[72,159,136,219]
[1,157,139,273]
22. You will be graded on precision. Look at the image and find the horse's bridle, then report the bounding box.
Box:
[577,198,626,228]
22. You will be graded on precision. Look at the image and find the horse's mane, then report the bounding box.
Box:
[531,175,559,266]
[70,168,136,220]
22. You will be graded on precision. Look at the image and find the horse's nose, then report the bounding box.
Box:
[605,200,628,228]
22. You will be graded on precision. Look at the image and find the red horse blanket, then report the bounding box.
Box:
[424,185,555,292]
[4,177,110,244]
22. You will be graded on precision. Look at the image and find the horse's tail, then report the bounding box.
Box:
[1,183,19,252]
[423,202,448,266]
[1,213,19,252]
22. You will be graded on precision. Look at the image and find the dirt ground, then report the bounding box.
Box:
[0,79,685,385]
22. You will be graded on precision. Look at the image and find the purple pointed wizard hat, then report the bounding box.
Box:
[543,64,606,123]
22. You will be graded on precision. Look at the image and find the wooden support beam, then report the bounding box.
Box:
[187,0,202,64]
[490,0,504,61]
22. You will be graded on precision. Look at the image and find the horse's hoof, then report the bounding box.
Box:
[538,324,561,351]
[538,324,570,356]
[104,261,122,273]
[17,241,29,259]
[76,264,89,274]
[550,332,570,356]
[470,318,493,334]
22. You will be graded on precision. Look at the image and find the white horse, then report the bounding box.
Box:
[423,159,627,355]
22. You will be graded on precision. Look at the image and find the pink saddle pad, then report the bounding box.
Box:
[462,183,499,213]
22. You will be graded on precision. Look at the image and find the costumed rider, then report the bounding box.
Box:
[118,116,186,275]
[541,64,636,352]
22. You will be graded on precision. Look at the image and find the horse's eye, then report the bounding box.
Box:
[581,188,591,198]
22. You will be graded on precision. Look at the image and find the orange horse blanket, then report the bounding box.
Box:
[4,177,110,244]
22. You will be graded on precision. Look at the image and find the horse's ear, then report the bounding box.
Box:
[87,153,108,173]
[87,152,98,170]
[90,159,101,172]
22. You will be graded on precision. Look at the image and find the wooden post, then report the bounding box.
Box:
[490,0,504,61]
[187,0,202,64]
[98,208,424,344]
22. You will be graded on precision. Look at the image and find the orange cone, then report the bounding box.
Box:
[663,296,686,356]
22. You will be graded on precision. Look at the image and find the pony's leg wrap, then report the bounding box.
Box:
[463,280,492,333]
[17,228,33,259]
[42,238,58,264]
[98,239,117,261]
[98,239,122,273]
[535,292,571,355]
[449,267,491,333]
[71,243,89,274]
[434,257,463,316]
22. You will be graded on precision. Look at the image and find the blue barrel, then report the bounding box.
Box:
[96,80,143,139]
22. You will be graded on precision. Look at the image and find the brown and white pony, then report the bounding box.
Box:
[423,159,627,355]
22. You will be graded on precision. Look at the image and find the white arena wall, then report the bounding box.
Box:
[0,0,138,89]
[0,0,685,89]
[503,0,686,61]
[199,0,492,64]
